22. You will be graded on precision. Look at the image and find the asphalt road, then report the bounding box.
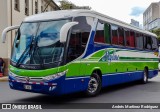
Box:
[1,73,160,112]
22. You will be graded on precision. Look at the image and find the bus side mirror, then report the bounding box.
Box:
[60,22,78,43]
[1,25,19,43]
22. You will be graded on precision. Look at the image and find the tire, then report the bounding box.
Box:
[86,73,102,97]
[141,68,148,84]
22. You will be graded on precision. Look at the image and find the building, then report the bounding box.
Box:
[0,0,60,75]
[130,19,140,28]
[143,2,160,30]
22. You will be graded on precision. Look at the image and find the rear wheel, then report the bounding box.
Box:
[141,68,148,84]
[86,73,102,97]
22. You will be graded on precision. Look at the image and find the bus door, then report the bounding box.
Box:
[66,16,94,77]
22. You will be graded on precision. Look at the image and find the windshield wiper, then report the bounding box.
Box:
[30,39,45,69]
[30,41,64,68]
[16,46,30,67]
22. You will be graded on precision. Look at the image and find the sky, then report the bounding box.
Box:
[54,0,160,27]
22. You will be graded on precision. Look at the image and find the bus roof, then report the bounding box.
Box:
[24,10,157,37]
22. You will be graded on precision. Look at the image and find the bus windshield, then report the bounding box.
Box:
[11,19,71,68]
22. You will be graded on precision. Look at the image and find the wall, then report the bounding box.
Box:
[152,3,159,21]
[0,0,12,75]
[0,0,9,58]
[0,0,59,75]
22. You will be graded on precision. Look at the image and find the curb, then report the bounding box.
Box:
[0,76,8,82]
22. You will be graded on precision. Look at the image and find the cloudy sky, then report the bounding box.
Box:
[55,0,160,26]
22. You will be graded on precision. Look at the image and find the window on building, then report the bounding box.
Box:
[111,25,118,45]
[41,6,43,12]
[149,24,151,30]
[25,0,29,16]
[35,1,38,14]
[152,23,154,28]
[41,0,43,12]
[14,0,20,11]
[136,33,144,49]
[51,7,54,11]
[155,21,158,27]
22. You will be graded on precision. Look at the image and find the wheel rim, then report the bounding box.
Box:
[88,77,98,93]
[144,71,147,82]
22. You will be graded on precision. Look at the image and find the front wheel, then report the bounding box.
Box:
[86,73,102,97]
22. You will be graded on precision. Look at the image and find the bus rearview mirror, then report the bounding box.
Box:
[60,22,78,43]
[1,25,19,43]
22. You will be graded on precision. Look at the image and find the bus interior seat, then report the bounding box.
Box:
[95,30,105,43]
[126,36,135,47]
[112,36,118,44]
[119,36,124,45]
[32,47,62,64]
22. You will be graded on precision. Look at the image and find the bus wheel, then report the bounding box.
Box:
[86,73,102,96]
[141,68,148,84]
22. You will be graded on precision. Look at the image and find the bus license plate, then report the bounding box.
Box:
[24,85,32,90]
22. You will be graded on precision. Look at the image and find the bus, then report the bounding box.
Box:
[2,10,159,96]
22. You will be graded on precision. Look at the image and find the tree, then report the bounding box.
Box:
[59,0,91,10]
[59,0,75,9]
[151,28,160,40]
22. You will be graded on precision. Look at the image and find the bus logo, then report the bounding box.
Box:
[101,50,119,63]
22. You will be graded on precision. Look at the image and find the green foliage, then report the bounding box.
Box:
[151,28,160,40]
[59,0,75,9]
[59,0,91,10]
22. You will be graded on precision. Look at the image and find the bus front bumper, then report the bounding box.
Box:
[8,76,65,95]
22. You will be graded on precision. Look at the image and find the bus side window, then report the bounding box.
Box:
[118,27,124,46]
[151,37,158,51]
[111,25,118,45]
[67,16,94,62]
[136,33,144,49]
[94,20,105,43]
[125,30,135,48]
[125,29,129,46]
[94,20,111,44]
[144,36,152,50]
[129,31,135,47]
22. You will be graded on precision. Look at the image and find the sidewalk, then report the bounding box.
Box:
[0,76,8,82]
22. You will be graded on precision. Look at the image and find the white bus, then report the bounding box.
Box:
[2,10,159,96]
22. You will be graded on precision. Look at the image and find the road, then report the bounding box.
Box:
[1,73,160,112]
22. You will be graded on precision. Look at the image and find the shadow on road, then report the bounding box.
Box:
[14,80,159,104]
[100,80,159,94]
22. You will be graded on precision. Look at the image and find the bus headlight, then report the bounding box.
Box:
[43,70,67,81]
